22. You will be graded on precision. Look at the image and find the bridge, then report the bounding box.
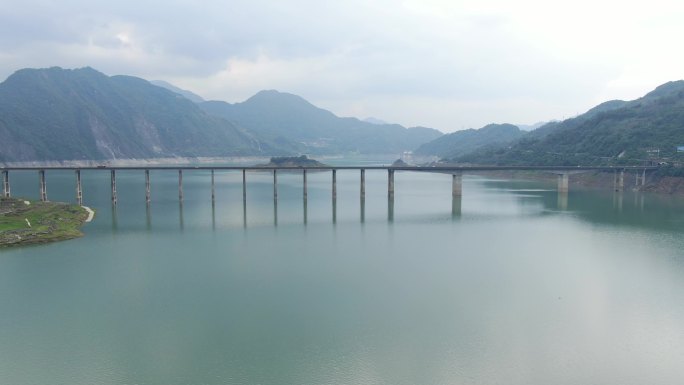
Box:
[1,165,657,211]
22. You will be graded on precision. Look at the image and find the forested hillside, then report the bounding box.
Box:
[458,81,684,165]
[0,67,274,161]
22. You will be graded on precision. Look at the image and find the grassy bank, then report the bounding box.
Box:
[0,198,91,247]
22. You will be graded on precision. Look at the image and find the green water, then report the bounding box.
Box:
[1,167,683,384]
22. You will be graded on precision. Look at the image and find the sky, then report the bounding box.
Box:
[1,0,683,132]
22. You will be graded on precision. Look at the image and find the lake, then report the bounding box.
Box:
[1,162,684,385]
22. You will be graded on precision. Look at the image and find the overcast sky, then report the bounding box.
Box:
[1,0,683,132]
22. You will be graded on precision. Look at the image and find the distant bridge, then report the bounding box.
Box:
[1,165,657,212]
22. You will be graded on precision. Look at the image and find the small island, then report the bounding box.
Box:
[258,155,329,168]
[0,198,92,247]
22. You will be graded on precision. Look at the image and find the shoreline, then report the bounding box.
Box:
[82,206,95,222]
[470,169,684,195]
[0,198,91,247]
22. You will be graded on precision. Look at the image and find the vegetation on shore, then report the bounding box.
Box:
[0,198,90,247]
[258,155,329,167]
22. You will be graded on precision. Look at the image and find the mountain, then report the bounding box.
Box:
[199,90,442,155]
[414,123,524,159]
[0,67,274,162]
[150,80,206,103]
[459,81,684,165]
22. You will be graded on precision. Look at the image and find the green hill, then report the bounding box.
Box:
[414,123,524,159]
[0,67,277,162]
[459,81,684,166]
[199,90,443,155]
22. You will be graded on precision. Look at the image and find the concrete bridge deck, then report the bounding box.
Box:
[1,165,659,209]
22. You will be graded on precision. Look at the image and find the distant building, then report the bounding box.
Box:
[645,148,660,158]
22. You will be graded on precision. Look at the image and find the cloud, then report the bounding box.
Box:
[1,0,683,131]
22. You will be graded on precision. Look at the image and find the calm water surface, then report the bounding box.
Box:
[1,164,683,385]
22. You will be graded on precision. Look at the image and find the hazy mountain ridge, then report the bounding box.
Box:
[414,123,524,159]
[0,67,277,162]
[199,90,443,155]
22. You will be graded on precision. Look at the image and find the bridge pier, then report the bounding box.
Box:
[613,190,624,212]
[75,169,82,205]
[303,194,307,225]
[360,196,365,223]
[388,169,395,199]
[273,195,278,226]
[242,169,247,204]
[557,191,568,210]
[2,170,10,197]
[303,169,308,201]
[39,170,47,202]
[452,195,462,217]
[332,169,337,223]
[211,169,215,202]
[452,172,462,197]
[614,170,625,192]
[360,169,366,199]
[146,202,151,229]
[145,170,151,203]
[273,169,278,201]
[110,170,117,205]
[557,173,569,193]
[178,170,183,201]
[635,169,647,186]
[642,169,647,186]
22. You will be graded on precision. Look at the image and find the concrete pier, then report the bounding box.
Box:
[211,169,215,202]
[39,170,47,202]
[111,204,118,230]
[145,170,151,203]
[303,169,308,201]
[388,169,395,199]
[242,169,247,204]
[303,196,308,225]
[75,169,82,205]
[179,202,184,230]
[360,197,365,223]
[178,170,183,201]
[615,170,625,192]
[332,169,337,201]
[2,170,10,197]
[273,169,278,200]
[613,191,624,212]
[636,169,647,186]
[110,170,117,205]
[557,173,569,193]
[146,203,151,229]
[273,197,278,226]
[557,191,568,210]
[452,172,462,197]
[642,169,647,186]
[452,195,462,217]
[360,169,366,199]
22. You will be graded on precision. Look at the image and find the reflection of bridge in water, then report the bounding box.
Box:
[1,165,658,221]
